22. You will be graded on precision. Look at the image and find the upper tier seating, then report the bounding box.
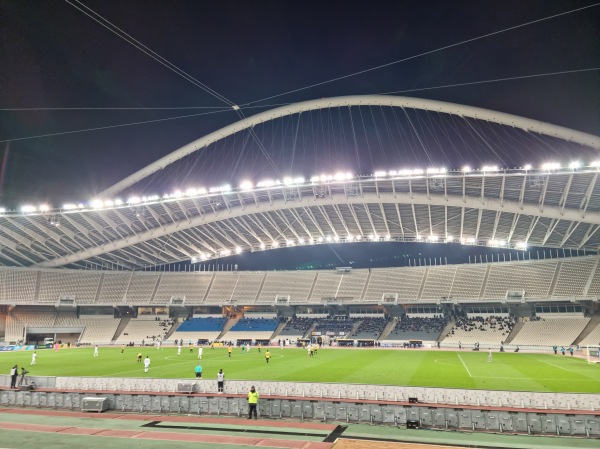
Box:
[510,317,591,346]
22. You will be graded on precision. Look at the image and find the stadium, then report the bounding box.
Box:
[1,2,599,449]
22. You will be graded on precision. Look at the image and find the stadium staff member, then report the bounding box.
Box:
[247,386,259,419]
[217,368,224,393]
[10,365,18,389]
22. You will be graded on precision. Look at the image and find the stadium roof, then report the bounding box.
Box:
[1,96,599,270]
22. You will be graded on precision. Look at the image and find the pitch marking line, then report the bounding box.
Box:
[457,354,472,378]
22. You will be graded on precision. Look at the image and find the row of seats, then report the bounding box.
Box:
[50,376,600,411]
[1,255,597,304]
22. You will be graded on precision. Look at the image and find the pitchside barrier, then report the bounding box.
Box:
[0,376,600,436]
[1,375,599,412]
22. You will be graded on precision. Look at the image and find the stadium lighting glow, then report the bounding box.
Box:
[21,205,36,213]
[39,204,50,212]
[591,160,600,168]
[298,239,305,245]
[235,246,242,254]
[466,238,476,244]
[388,170,397,176]
[221,249,231,256]
[482,165,499,172]
[398,169,412,176]
[286,240,295,246]
[104,200,114,207]
[272,241,279,248]
[385,234,391,241]
[185,188,197,196]
[462,166,472,173]
[90,199,103,209]
[427,235,438,242]
[128,197,141,204]
[411,169,424,175]
[220,184,231,192]
[173,190,183,198]
[310,176,320,183]
[415,234,422,241]
[326,236,332,242]
[374,170,387,178]
[355,235,362,241]
[259,243,266,250]
[115,199,123,206]
[209,187,220,193]
[523,164,532,170]
[541,162,560,171]
[317,237,323,243]
[427,167,446,175]
[283,177,294,185]
[240,180,253,190]
[516,241,528,250]
[347,234,352,241]
[0,208,5,213]
[569,161,581,169]
[256,179,275,188]
[333,235,340,242]
[447,235,454,242]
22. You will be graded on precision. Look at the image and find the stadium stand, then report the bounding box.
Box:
[114,316,173,344]
[169,316,227,343]
[443,315,515,346]
[510,317,591,346]
[222,317,279,341]
[278,317,314,339]
[386,317,446,342]
[257,271,315,304]
[152,272,213,304]
[350,317,388,339]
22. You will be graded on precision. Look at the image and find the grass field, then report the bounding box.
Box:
[2,346,599,393]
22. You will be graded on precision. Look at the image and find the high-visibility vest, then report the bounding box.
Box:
[248,391,259,404]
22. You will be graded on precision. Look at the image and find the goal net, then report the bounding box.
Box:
[585,346,600,364]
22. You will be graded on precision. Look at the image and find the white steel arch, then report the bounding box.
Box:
[100,95,600,197]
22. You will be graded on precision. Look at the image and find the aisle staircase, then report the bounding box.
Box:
[504,320,524,344]
[574,314,600,345]
[217,316,240,340]
[111,317,130,342]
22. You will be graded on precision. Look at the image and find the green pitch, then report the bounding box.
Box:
[2,346,598,393]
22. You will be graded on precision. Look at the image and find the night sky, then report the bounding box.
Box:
[0,0,599,269]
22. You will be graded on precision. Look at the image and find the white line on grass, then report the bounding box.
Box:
[457,354,472,378]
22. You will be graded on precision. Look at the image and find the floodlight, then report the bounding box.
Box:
[317,237,323,243]
[272,241,279,248]
[411,169,424,175]
[221,249,231,256]
[287,240,294,246]
[333,235,340,242]
[427,235,437,242]
[388,170,397,176]
[90,199,103,209]
[482,165,498,172]
[541,162,560,171]
[447,235,454,242]
[355,235,362,241]
[523,164,532,170]
[310,176,320,183]
[128,197,141,204]
[298,239,305,245]
[257,179,275,188]
[39,204,50,212]
[283,177,294,185]
[347,234,352,241]
[415,234,422,241]
[260,243,266,249]
[197,188,207,195]
[115,199,123,206]
[240,180,253,190]
[516,241,527,250]
[326,236,332,242]
[385,234,391,241]
[221,184,231,192]
[21,205,36,213]
[569,161,580,169]
[334,172,345,181]
[235,246,242,254]
[462,166,472,173]
[466,238,476,244]
[374,170,387,177]
[591,160,600,168]
[0,208,5,213]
